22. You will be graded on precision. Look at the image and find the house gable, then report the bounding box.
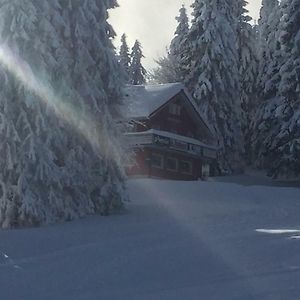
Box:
[148,90,215,145]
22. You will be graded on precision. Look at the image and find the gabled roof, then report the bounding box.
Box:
[123,83,215,141]
[123,83,185,119]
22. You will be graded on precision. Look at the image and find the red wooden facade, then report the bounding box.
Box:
[124,83,217,181]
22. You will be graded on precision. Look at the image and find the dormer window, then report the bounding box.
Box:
[169,103,181,116]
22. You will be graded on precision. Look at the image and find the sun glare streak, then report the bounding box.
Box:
[0,44,116,161]
[134,179,267,295]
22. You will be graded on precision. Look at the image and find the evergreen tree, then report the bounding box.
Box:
[43,0,127,215]
[152,5,190,84]
[250,0,283,171]
[170,5,189,56]
[235,0,259,164]
[169,5,190,81]
[0,0,126,228]
[129,40,147,85]
[0,70,22,228]
[186,0,244,173]
[266,0,300,178]
[278,0,300,106]
[151,50,180,84]
[0,0,64,227]
[257,0,282,99]
[119,33,131,82]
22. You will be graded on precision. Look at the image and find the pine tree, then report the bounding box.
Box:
[266,0,300,178]
[0,71,21,228]
[129,40,146,85]
[0,0,64,227]
[152,5,190,84]
[278,0,300,106]
[250,0,282,171]
[257,0,282,99]
[186,0,244,173]
[171,5,189,54]
[169,5,190,81]
[119,33,131,82]
[0,0,126,228]
[43,0,127,215]
[151,50,180,84]
[235,0,259,164]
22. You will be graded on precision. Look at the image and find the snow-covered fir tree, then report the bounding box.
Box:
[48,0,127,215]
[265,0,300,178]
[152,5,190,84]
[0,69,22,228]
[250,0,283,172]
[257,0,282,99]
[186,0,244,173]
[279,0,300,105]
[150,50,180,84]
[0,0,66,227]
[119,33,131,82]
[170,4,190,80]
[129,40,146,85]
[0,0,126,228]
[235,0,259,164]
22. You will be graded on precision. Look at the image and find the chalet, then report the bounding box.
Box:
[124,83,218,181]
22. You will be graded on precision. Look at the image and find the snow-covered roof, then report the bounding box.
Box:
[122,82,215,141]
[123,83,187,119]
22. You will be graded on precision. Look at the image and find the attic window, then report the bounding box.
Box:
[169,103,181,116]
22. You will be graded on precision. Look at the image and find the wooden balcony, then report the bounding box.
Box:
[125,129,218,159]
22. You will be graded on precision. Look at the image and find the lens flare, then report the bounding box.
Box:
[133,179,267,295]
[0,44,118,162]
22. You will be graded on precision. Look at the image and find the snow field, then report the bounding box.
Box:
[0,178,300,299]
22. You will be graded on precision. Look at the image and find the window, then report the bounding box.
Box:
[169,103,181,116]
[166,157,178,172]
[151,154,164,169]
[180,160,192,175]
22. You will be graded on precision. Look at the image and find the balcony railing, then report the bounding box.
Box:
[125,129,217,159]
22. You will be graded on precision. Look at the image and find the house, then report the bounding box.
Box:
[123,83,218,181]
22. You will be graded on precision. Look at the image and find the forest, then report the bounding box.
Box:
[119,0,300,179]
[0,0,299,228]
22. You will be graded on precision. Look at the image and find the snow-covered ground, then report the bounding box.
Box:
[1,178,300,300]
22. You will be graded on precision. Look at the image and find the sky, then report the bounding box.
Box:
[109,0,262,70]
